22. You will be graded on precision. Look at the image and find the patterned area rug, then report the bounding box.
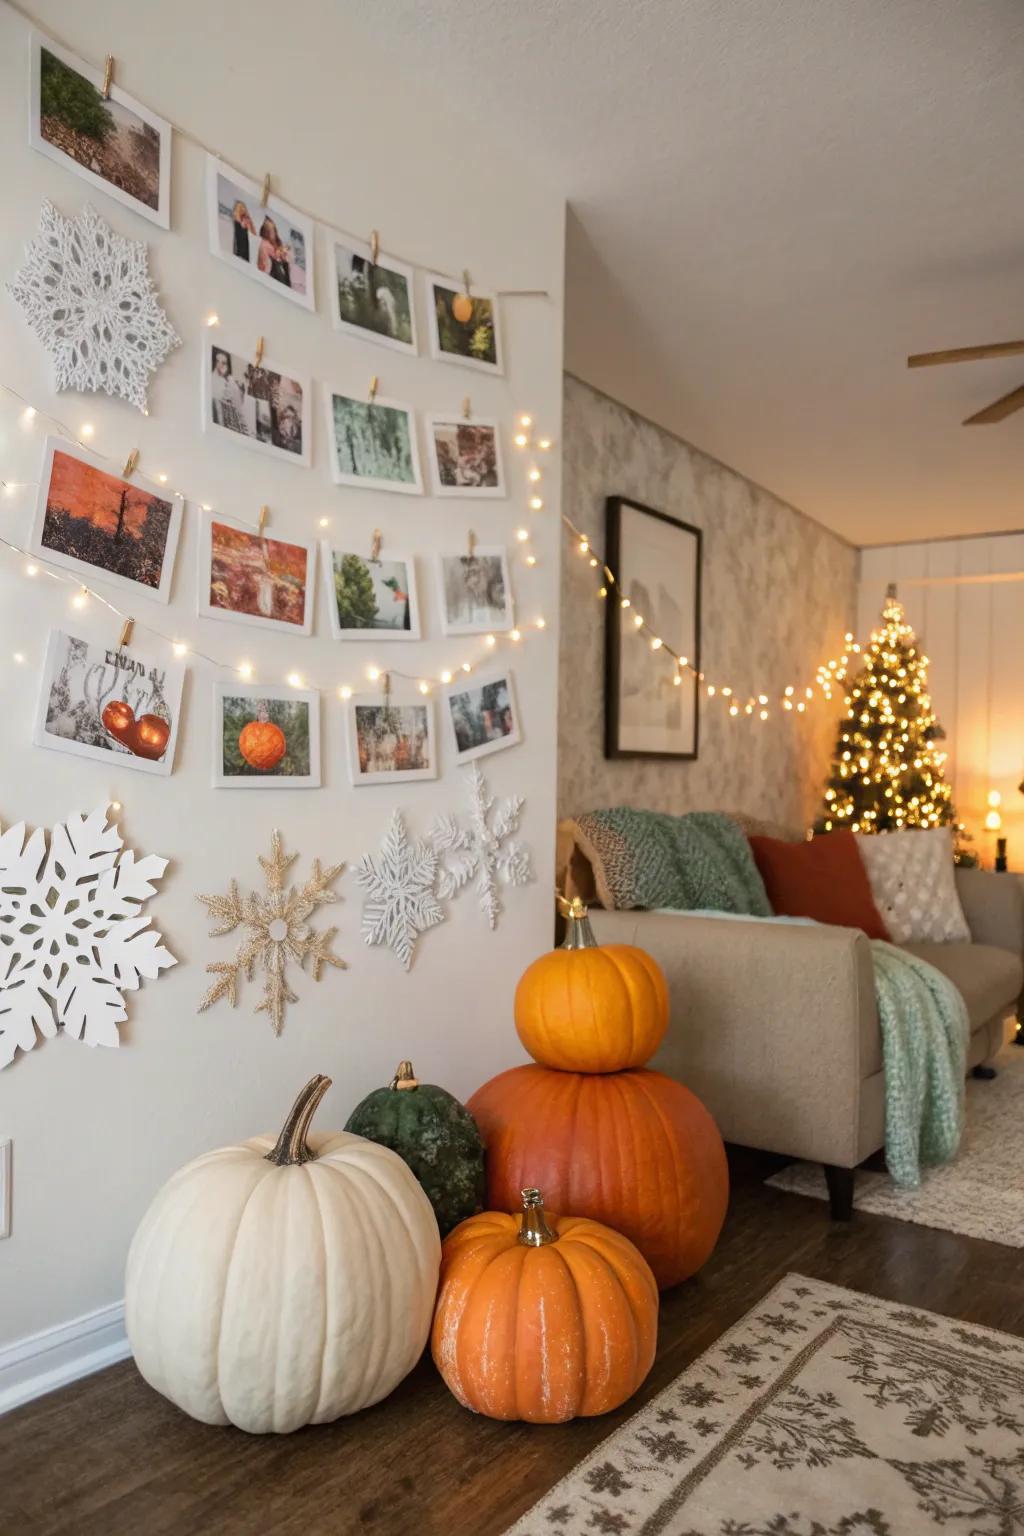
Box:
[507,1273,1024,1536]
[766,1049,1024,1246]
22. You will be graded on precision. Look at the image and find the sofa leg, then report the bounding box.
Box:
[972,1063,998,1080]
[823,1164,855,1221]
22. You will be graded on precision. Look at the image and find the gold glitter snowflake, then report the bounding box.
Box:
[197,831,345,1035]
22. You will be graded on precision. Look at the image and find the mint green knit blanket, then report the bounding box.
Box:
[870,941,968,1187]
[573,808,772,916]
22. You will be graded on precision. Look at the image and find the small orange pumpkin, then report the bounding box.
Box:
[431,1187,658,1422]
[451,291,474,324]
[239,717,286,771]
[515,898,669,1072]
[468,1065,728,1290]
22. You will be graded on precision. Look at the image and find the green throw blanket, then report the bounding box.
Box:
[572,808,772,916]
[870,940,968,1187]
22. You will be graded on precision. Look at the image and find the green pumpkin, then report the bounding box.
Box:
[344,1061,486,1236]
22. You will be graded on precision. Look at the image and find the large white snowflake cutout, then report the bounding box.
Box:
[432,764,533,929]
[197,830,345,1036]
[0,805,176,1069]
[7,200,180,413]
[356,810,445,970]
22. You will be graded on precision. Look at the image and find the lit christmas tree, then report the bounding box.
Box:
[815,585,956,835]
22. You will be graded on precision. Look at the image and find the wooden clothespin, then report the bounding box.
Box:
[122,449,139,479]
[467,528,477,559]
[261,172,271,206]
[101,55,114,100]
[258,505,268,536]
[118,617,134,649]
[368,375,379,403]
[370,529,382,561]
[370,230,380,265]
[254,335,265,369]
[462,396,471,420]
[382,671,391,704]
[462,269,472,297]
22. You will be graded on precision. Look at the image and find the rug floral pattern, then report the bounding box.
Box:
[766,1049,1024,1246]
[506,1273,1024,1536]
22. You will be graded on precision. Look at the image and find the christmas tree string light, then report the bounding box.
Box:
[814,585,955,834]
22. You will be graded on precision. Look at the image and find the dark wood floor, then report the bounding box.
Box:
[3,1148,1022,1536]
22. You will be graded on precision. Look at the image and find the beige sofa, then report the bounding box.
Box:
[589,867,1024,1219]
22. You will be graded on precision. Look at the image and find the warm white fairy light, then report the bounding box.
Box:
[287,672,304,688]
[440,670,453,685]
[110,801,122,812]
[158,473,168,484]
[367,666,381,682]
[650,636,662,650]
[173,641,188,657]
[514,433,528,448]
[516,528,530,542]
[534,617,546,629]
[510,628,522,642]
[201,503,212,512]
[620,597,631,609]
[519,414,532,428]
[72,587,88,609]
[461,662,472,672]
[238,661,253,679]
[525,554,537,567]
[319,517,329,528]
[13,651,24,663]
[529,496,543,510]
[537,437,552,450]
[528,468,541,482]
[485,634,496,648]
[25,562,38,576]
[205,312,220,327]
[418,680,430,695]
[633,614,644,628]
[339,685,352,700]
[80,423,94,438]
[21,407,36,424]
[578,538,589,554]
[673,674,682,687]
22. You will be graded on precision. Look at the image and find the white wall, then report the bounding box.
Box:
[859,534,1024,861]
[0,1,564,1349]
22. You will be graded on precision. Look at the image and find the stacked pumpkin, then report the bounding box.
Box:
[467,898,729,1290]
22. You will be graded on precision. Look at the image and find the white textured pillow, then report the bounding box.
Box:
[855,827,970,944]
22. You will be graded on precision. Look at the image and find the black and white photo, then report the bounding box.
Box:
[201,338,310,467]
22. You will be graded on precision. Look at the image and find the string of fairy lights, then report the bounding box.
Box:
[4,381,865,716]
[559,509,862,719]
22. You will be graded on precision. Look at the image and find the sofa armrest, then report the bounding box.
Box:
[588,910,879,1167]
[955,868,1024,957]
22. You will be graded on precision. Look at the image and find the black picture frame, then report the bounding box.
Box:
[604,495,702,760]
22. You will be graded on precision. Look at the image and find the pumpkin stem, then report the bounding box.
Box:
[518,1187,559,1247]
[390,1059,419,1091]
[561,896,598,952]
[264,1074,332,1166]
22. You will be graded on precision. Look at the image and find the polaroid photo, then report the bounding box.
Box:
[426,273,502,375]
[427,414,505,498]
[29,34,172,228]
[213,681,320,788]
[206,155,315,311]
[437,546,513,635]
[31,436,182,604]
[322,545,420,640]
[445,669,521,763]
[34,628,184,776]
[324,388,423,494]
[198,511,315,635]
[201,336,310,468]
[346,699,437,786]
[332,237,417,356]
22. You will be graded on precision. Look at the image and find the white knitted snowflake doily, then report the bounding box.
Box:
[7,200,180,413]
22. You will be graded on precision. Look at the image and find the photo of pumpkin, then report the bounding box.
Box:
[345,1060,485,1235]
[515,898,669,1072]
[100,698,172,761]
[468,1064,729,1289]
[431,1187,658,1422]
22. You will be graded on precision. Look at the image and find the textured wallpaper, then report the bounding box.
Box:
[558,376,859,832]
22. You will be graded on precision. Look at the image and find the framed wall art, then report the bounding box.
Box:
[604,496,701,760]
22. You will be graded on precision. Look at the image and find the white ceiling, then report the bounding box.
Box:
[361,0,1024,546]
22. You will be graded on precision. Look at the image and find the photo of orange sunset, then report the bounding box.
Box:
[40,448,174,590]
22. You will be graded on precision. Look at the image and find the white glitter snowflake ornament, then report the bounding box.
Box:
[197,830,345,1036]
[0,805,176,1070]
[432,764,533,929]
[7,200,180,413]
[357,810,445,970]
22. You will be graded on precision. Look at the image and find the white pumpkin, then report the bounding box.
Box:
[125,1074,441,1434]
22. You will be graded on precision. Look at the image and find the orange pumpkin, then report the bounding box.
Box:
[238,718,286,771]
[451,291,474,324]
[468,1066,728,1290]
[101,699,136,747]
[431,1187,657,1422]
[133,713,171,761]
[515,898,668,1072]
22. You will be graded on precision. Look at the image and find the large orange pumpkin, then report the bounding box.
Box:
[468,1066,728,1289]
[239,717,286,771]
[431,1187,658,1422]
[515,898,668,1072]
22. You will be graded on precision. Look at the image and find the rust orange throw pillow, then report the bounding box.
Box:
[748,831,890,939]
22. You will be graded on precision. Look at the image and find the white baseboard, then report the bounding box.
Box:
[0,1300,129,1416]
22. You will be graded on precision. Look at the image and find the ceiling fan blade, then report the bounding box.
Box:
[908,339,1024,368]
[963,384,1024,425]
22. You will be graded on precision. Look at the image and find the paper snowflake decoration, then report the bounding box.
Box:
[197,831,345,1036]
[7,200,180,413]
[0,805,176,1070]
[356,810,445,970]
[432,764,533,929]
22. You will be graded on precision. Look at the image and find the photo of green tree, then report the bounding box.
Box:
[331,552,414,633]
[38,45,161,212]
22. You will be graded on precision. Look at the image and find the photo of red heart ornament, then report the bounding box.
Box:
[101,700,171,761]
